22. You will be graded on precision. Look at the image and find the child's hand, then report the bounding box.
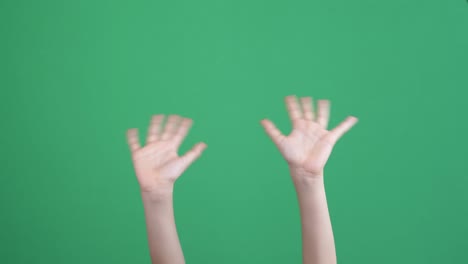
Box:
[126,115,207,194]
[261,95,357,180]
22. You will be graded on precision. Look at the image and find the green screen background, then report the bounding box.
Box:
[1,0,467,263]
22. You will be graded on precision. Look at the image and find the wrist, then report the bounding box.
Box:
[289,167,325,191]
[289,166,323,181]
[292,176,324,189]
[140,186,174,204]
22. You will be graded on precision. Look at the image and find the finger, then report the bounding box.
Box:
[172,118,193,147]
[260,119,285,146]
[126,128,141,153]
[285,95,302,124]
[300,96,315,121]
[327,116,358,144]
[146,114,164,144]
[316,100,330,129]
[179,142,207,171]
[161,115,181,141]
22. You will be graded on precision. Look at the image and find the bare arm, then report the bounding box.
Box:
[127,114,207,264]
[261,96,358,264]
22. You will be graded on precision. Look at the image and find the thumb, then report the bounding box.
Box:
[178,142,207,172]
[260,119,285,146]
[328,116,358,144]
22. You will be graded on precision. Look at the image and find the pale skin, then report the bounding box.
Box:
[126,95,357,264]
[126,114,207,264]
[261,96,358,264]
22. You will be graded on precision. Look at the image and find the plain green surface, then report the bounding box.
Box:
[1,0,468,263]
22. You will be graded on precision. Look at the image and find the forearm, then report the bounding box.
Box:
[141,189,185,264]
[293,175,336,264]
[260,95,355,264]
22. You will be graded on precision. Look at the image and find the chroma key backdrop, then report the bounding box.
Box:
[1,0,467,264]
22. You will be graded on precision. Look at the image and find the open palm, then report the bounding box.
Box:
[261,96,358,178]
[126,115,207,193]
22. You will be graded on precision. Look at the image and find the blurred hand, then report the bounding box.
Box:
[126,115,207,194]
[261,95,358,180]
